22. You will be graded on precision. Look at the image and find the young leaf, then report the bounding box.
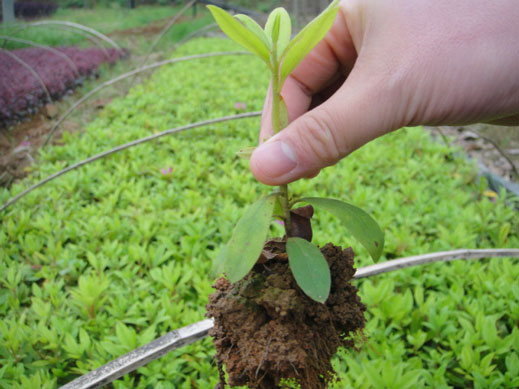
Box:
[267,12,282,49]
[280,0,339,82]
[297,197,384,261]
[265,8,291,58]
[211,244,227,277]
[207,5,270,64]
[236,146,256,160]
[235,14,271,49]
[286,237,331,303]
[224,195,276,283]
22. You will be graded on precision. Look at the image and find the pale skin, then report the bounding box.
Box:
[250,0,519,186]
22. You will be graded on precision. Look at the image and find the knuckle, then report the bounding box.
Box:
[298,109,343,166]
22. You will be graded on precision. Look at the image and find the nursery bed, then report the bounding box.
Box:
[0,46,123,127]
[0,38,518,388]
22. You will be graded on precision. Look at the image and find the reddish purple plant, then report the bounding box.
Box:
[234,102,247,110]
[161,166,173,175]
[0,46,123,128]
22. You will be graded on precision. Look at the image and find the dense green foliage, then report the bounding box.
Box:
[2,5,213,49]
[52,0,277,12]
[1,38,518,388]
[51,0,182,11]
[231,0,281,13]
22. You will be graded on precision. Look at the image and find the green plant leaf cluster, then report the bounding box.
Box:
[0,37,518,387]
[207,6,270,63]
[208,0,339,81]
[279,1,338,82]
[218,193,383,303]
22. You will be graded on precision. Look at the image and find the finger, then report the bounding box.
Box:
[259,83,273,143]
[250,61,404,185]
[485,114,519,126]
[259,77,318,143]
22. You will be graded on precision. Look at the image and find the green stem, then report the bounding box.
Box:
[279,183,291,236]
[271,60,292,237]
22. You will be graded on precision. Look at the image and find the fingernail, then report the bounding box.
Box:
[252,140,297,178]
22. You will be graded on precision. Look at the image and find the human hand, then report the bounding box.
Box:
[250,0,519,185]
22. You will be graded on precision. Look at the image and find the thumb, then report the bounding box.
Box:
[250,69,403,186]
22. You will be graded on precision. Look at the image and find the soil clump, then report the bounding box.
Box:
[206,241,366,389]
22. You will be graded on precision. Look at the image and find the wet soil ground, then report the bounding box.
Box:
[0,107,77,187]
[0,101,103,187]
[206,241,366,389]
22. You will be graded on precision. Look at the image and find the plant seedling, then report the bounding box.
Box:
[208,1,384,303]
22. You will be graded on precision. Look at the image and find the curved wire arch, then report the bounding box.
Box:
[27,20,121,52]
[0,35,80,76]
[4,22,112,60]
[43,51,250,146]
[0,111,261,213]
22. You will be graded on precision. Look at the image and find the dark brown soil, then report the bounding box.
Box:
[206,241,366,389]
[0,110,79,187]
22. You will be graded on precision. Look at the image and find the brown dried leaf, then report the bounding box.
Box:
[289,205,314,242]
[257,239,288,264]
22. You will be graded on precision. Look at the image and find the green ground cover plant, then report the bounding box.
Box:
[0,37,518,388]
[1,4,213,49]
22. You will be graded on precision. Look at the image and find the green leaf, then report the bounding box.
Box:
[224,195,276,283]
[280,0,339,82]
[207,5,270,64]
[235,14,271,49]
[265,7,291,58]
[79,328,91,351]
[236,146,256,160]
[286,237,331,303]
[482,317,498,348]
[506,353,519,376]
[211,244,227,277]
[459,345,474,370]
[297,197,384,261]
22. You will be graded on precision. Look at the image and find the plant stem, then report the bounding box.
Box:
[271,62,292,236]
[279,184,291,235]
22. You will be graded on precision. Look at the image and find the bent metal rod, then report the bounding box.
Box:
[60,248,519,389]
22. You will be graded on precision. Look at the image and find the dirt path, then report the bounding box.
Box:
[428,124,519,183]
[0,105,81,187]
